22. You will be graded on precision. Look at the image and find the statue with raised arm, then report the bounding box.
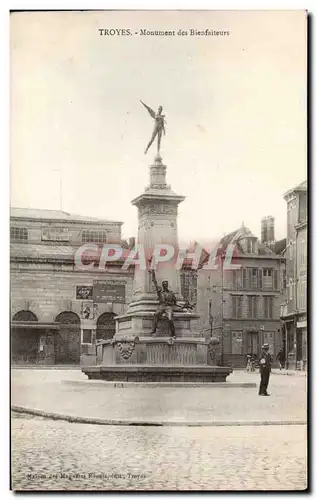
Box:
[149,269,176,338]
[141,101,166,155]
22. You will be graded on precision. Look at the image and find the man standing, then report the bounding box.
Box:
[276,348,286,370]
[259,343,273,396]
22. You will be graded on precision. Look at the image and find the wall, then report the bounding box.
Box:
[10,261,134,323]
[10,219,122,245]
[197,256,285,365]
[297,225,307,313]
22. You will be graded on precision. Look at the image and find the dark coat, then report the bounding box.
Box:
[259,350,272,372]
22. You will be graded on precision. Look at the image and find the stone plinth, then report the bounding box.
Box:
[115,310,199,338]
[82,364,232,383]
[84,335,232,382]
[82,154,232,383]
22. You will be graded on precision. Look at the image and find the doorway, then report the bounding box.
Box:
[246,331,259,358]
[55,311,81,364]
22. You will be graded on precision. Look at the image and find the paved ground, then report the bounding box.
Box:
[11,413,307,491]
[11,369,307,423]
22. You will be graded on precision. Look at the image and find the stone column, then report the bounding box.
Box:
[128,155,185,312]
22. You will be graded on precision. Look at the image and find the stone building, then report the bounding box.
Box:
[10,208,134,365]
[196,223,286,368]
[10,207,196,366]
[281,181,307,370]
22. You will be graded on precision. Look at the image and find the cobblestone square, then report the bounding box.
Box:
[11,369,307,491]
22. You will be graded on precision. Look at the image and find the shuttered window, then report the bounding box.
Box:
[258,269,263,290]
[273,269,279,290]
[232,296,243,318]
[264,296,274,319]
[248,296,258,318]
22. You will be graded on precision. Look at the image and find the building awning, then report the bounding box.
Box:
[280,313,295,322]
[11,321,60,330]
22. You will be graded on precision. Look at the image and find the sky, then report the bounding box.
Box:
[10,10,307,246]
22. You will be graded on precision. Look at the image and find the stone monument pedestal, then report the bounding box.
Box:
[82,155,232,383]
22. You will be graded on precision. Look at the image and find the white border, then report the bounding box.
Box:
[4,2,314,499]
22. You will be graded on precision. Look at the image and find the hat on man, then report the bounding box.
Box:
[262,343,269,349]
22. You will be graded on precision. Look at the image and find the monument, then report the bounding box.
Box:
[82,103,232,382]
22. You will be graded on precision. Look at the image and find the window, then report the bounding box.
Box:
[263,269,272,277]
[247,239,256,254]
[242,268,248,289]
[300,240,306,268]
[232,296,243,318]
[273,270,279,290]
[181,272,197,303]
[289,242,293,261]
[10,227,28,241]
[258,269,263,289]
[298,192,307,223]
[241,268,262,290]
[181,272,191,300]
[289,279,293,300]
[248,296,258,318]
[263,269,274,290]
[299,279,306,311]
[41,228,69,242]
[283,269,287,289]
[251,269,258,290]
[82,329,93,344]
[264,296,274,319]
[82,230,107,244]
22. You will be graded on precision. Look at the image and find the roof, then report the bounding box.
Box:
[283,180,307,199]
[10,207,123,225]
[274,238,287,255]
[213,225,280,260]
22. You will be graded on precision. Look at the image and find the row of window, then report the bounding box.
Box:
[10,227,108,244]
[288,239,307,264]
[232,268,279,291]
[231,295,275,319]
[288,278,306,310]
[299,240,307,268]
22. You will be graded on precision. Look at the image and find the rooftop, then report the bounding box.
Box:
[283,180,307,199]
[10,207,123,225]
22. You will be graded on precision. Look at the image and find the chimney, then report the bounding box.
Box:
[261,216,275,247]
[128,237,136,249]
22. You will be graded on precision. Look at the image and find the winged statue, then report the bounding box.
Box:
[140,100,166,155]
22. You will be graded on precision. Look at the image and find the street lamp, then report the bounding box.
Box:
[209,253,225,365]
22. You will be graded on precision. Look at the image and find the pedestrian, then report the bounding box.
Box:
[259,343,273,396]
[276,348,286,370]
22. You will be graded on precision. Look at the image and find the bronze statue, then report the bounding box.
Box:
[150,270,176,337]
[141,101,166,155]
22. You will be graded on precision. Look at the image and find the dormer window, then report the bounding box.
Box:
[247,238,256,254]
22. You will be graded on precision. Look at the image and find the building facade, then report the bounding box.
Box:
[197,224,286,368]
[10,208,135,365]
[281,181,307,370]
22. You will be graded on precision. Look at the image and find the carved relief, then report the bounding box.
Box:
[114,336,139,360]
[138,204,177,217]
[116,342,136,360]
